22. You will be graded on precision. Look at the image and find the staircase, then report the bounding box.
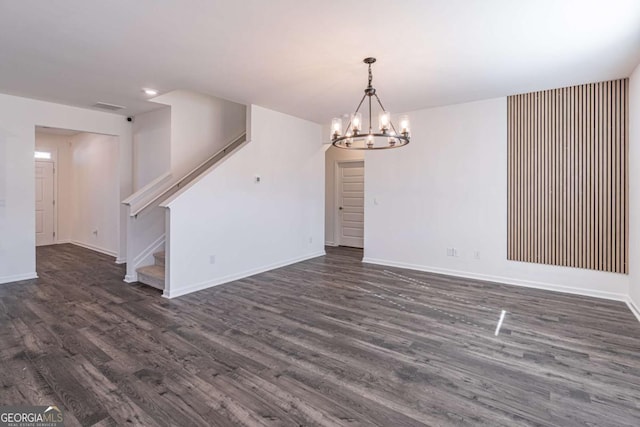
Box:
[122,131,248,293]
[136,251,165,290]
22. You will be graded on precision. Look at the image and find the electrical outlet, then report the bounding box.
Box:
[309,237,313,244]
[92,229,98,236]
[474,251,481,260]
[453,248,459,257]
[209,255,216,264]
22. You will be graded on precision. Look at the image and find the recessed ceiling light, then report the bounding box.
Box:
[143,88,158,96]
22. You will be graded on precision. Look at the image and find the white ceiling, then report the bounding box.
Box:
[1,0,640,123]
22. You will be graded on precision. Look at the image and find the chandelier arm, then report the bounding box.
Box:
[352,92,367,114]
[373,93,387,112]
[368,94,372,134]
[389,121,400,135]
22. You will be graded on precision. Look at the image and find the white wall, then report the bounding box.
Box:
[70,132,120,255]
[35,132,73,242]
[0,93,131,284]
[325,145,364,245]
[364,97,630,301]
[133,107,171,191]
[163,105,324,298]
[628,65,640,316]
[151,90,246,178]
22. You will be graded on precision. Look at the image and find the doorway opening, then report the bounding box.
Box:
[325,146,365,255]
[34,126,120,264]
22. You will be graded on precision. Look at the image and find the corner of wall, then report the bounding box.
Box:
[246,104,253,142]
[627,297,640,322]
[628,60,640,318]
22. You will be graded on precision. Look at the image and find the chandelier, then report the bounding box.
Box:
[331,57,410,150]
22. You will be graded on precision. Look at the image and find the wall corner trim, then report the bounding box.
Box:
[362,257,629,303]
[124,274,137,283]
[626,297,640,323]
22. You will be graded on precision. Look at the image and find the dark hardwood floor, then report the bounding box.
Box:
[1,244,639,426]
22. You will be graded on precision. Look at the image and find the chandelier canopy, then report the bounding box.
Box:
[331,57,410,150]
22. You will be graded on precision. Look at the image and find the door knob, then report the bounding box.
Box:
[339,206,343,210]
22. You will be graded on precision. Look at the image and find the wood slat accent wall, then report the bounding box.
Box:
[507,79,628,273]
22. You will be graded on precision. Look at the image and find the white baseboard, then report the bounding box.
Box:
[71,241,117,258]
[115,257,126,264]
[325,241,337,247]
[362,257,628,302]
[0,272,38,285]
[164,250,326,299]
[124,274,137,283]
[626,297,640,323]
[55,239,71,244]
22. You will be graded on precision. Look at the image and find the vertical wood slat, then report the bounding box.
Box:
[625,78,629,273]
[612,80,617,272]
[507,79,628,274]
[591,82,596,270]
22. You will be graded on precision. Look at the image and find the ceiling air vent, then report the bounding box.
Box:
[92,102,125,111]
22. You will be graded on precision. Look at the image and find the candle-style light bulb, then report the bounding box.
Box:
[331,117,342,139]
[345,130,352,148]
[366,134,374,148]
[379,111,391,132]
[352,112,362,134]
[399,115,410,135]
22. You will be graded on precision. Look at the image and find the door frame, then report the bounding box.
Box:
[333,159,365,247]
[35,158,57,245]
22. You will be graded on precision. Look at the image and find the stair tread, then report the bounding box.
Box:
[137,264,165,280]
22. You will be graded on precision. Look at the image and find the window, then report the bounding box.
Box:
[34,151,51,160]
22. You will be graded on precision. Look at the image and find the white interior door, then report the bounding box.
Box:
[337,161,364,248]
[35,161,55,246]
